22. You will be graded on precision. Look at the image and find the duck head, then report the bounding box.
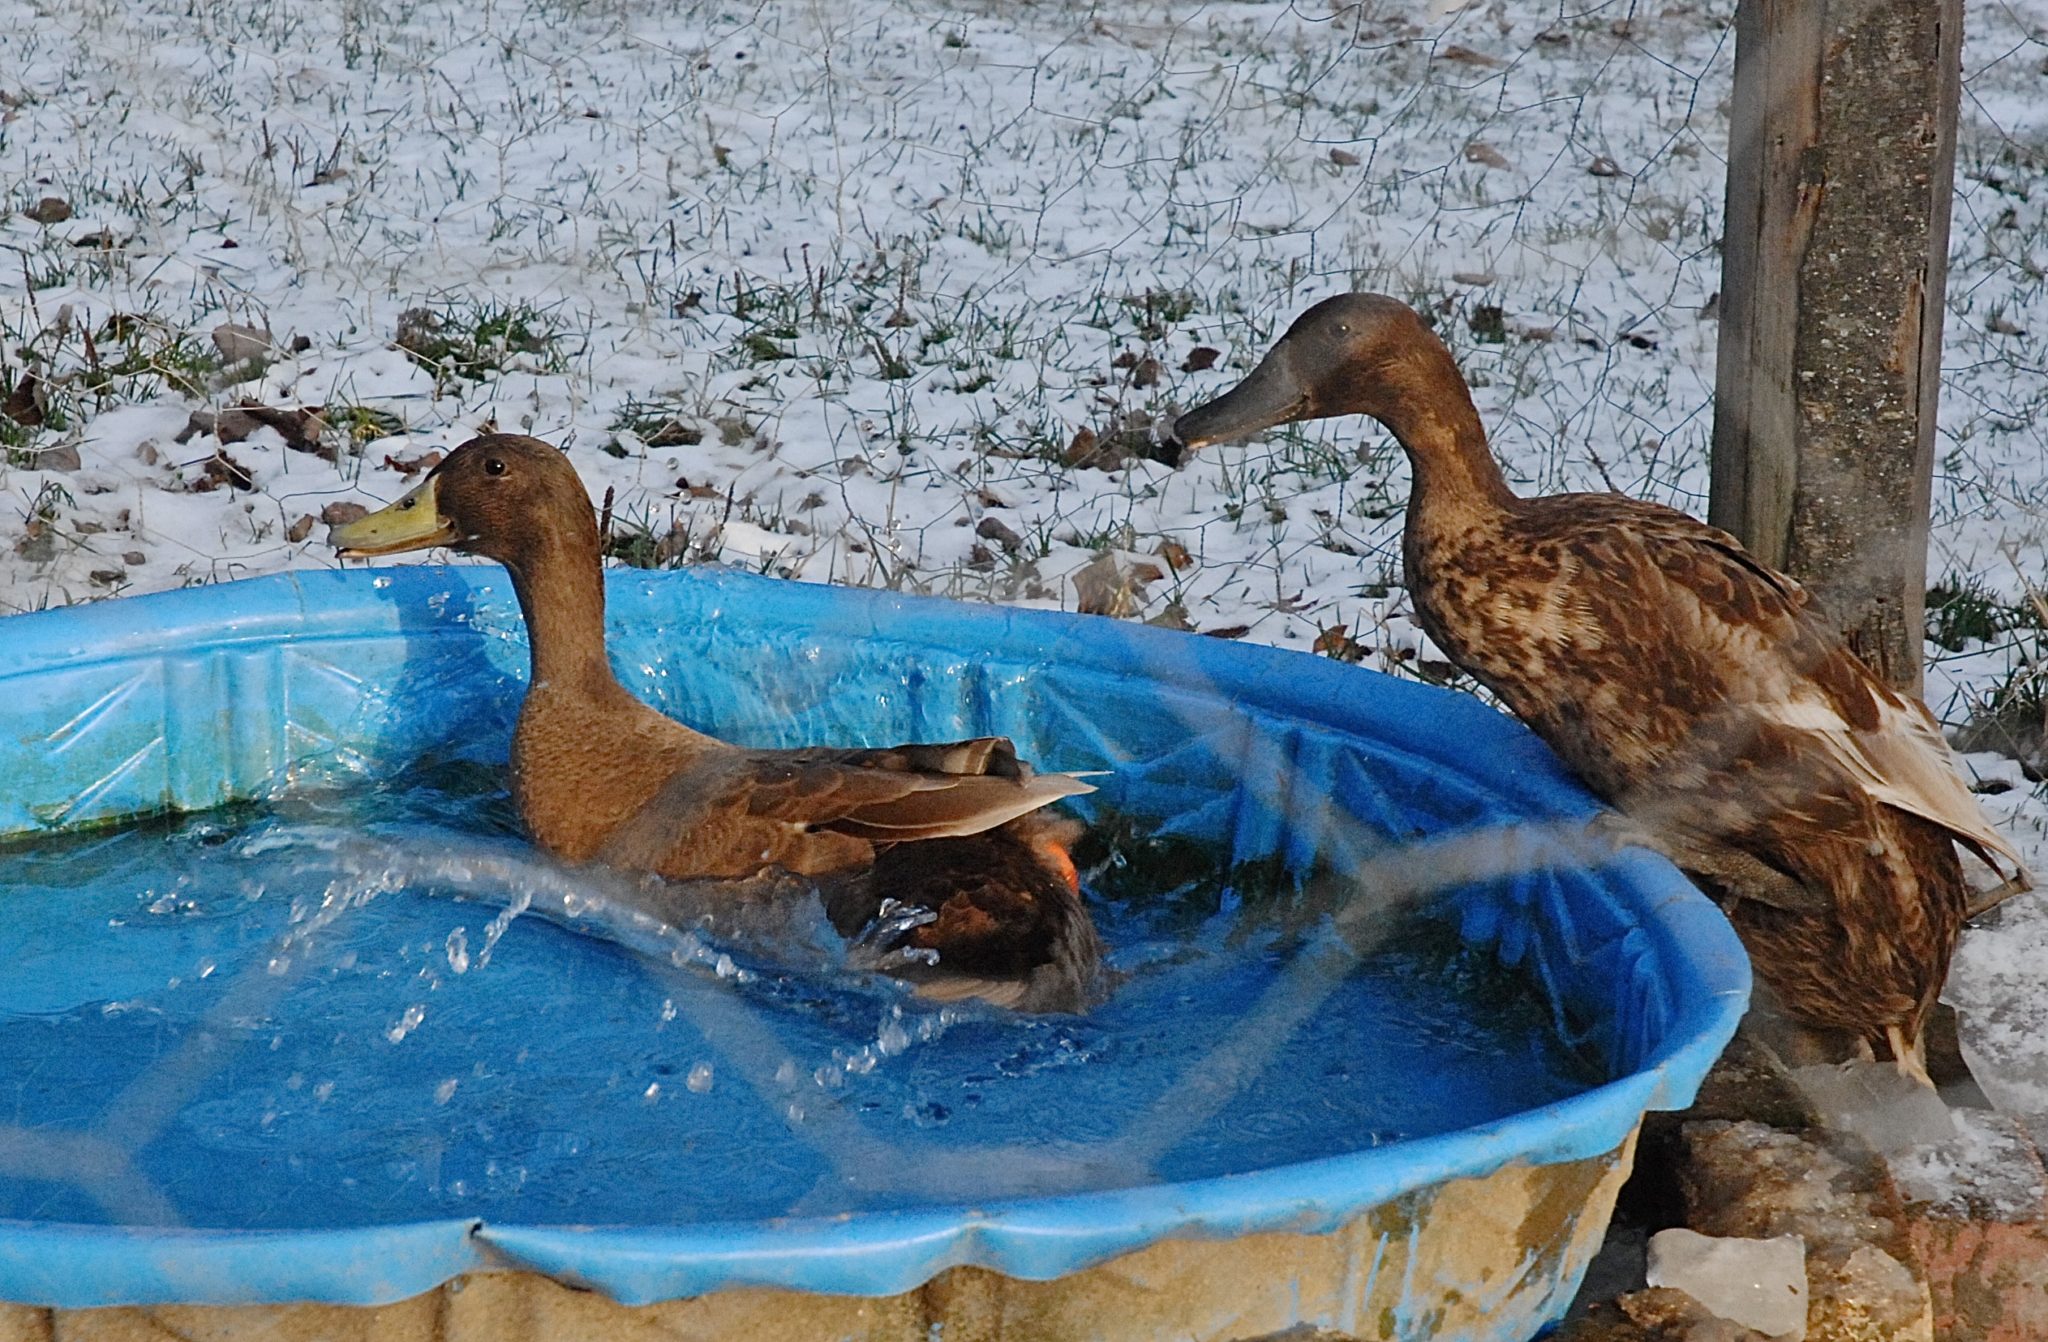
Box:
[1171,293,1443,451]
[328,433,597,569]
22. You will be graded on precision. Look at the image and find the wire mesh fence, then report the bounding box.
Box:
[0,0,2044,1318]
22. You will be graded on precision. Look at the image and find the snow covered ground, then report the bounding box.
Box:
[3,0,2048,1118]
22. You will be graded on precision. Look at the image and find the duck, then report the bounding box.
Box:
[1170,292,2030,1082]
[329,434,1104,1012]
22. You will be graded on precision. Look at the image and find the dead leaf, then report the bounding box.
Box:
[1587,155,1623,178]
[23,196,70,225]
[320,502,369,527]
[1463,142,1512,170]
[2,371,47,426]
[287,514,316,544]
[1313,624,1367,662]
[1129,356,1161,388]
[195,450,254,492]
[1329,147,1361,167]
[382,450,444,477]
[1438,44,1502,67]
[975,515,1025,555]
[1156,538,1193,571]
[1180,346,1221,373]
[1073,551,1166,619]
[1203,624,1251,640]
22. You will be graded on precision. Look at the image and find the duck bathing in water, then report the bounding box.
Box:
[330,435,1104,1013]
[1172,293,2029,1084]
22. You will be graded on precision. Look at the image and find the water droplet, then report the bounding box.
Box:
[314,1081,335,1101]
[445,927,470,974]
[386,1003,427,1043]
[642,1081,661,1103]
[372,575,392,589]
[659,998,678,1023]
[686,1062,713,1093]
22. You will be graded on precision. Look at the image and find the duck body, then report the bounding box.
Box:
[1174,293,2029,1076]
[331,435,1103,1012]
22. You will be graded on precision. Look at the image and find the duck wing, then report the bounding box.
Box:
[1532,497,2028,889]
[594,736,1094,879]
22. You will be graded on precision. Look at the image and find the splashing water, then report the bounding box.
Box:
[0,769,1601,1231]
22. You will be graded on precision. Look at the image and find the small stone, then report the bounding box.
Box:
[210,323,273,364]
[122,550,145,566]
[1646,1228,1808,1339]
[286,515,316,544]
[23,196,70,225]
[320,502,369,527]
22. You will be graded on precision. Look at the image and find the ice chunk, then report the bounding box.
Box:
[1646,1228,1808,1339]
[1790,1059,1956,1153]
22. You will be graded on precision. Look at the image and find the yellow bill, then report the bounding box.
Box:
[329,477,458,558]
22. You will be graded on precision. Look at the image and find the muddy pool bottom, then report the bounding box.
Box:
[0,777,1632,1339]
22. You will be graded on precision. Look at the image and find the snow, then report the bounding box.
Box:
[4,0,2048,1188]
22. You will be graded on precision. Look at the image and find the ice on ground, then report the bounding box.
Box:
[1789,1061,1957,1155]
[1646,1227,1808,1340]
[1892,1106,2048,1222]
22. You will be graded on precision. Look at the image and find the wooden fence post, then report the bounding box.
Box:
[1708,0,1963,694]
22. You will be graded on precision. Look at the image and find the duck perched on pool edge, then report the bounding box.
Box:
[329,434,1104,1012]
[1171,293,2030,1083]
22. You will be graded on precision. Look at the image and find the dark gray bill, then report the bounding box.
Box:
[1169,344,1311,453]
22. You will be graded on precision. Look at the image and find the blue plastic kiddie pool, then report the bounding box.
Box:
[0,567,1746,1341]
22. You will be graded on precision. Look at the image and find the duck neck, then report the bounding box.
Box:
[1375,344,1516,518]
[503,537,619,698]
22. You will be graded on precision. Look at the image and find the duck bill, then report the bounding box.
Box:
[329,477,459,558]
[1170,346,1312,452]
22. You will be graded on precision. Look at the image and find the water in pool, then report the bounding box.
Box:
[0,765,1603,1230]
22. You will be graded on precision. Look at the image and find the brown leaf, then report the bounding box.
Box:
[383,450,444,477]
[975,515,1025,555]
[1128,356,1161,388]
[1587,155,1623,178]
[195,450,254,492]
[1156,538,1193,571]
[1109,350,1140,370]
[2,371,46,426]
[1313,624,1367,663]
[1328,147,1361,167]
[320,502,370,527]
[1203,624,1251,640]
[1463,142,1512,171]
[287,514,316,543]
[24,196,70,225]
[1180,346,1221,373]
[1072,551,1165,618]
[1438,44,1502,67]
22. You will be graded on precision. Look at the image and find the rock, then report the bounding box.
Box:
[320,502,369,527]
[1681,1121,1933,1341]
[1617,1286,1776,1340]
[1889,1109,2047,1221]
[23,196,70,225]
[1647,1228,1808,1339]
[122,550,145,566]
[180,402,331,458]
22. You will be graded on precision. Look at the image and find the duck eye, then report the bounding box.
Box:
[484,458,507,476]
[1335,323,1351,336]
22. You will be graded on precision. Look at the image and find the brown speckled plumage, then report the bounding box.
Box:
[1175,293,2030,1078]
[331,434,1103,1012]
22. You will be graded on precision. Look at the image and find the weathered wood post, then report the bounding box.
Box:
[1709,0,1963,694]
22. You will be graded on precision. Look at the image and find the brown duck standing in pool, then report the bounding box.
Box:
[330,434,1103,1012]
[1172,293,2029,1083]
